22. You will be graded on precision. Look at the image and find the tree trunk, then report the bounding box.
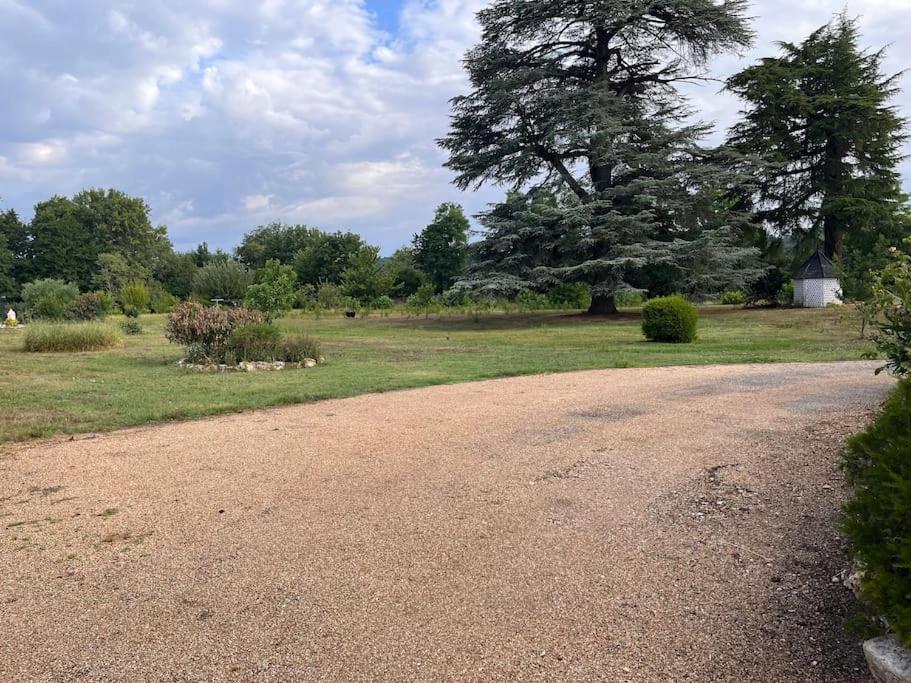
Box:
[586,291,617,315]
[823,220,844,263]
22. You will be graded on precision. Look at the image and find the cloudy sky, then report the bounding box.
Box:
[1,0,909,254]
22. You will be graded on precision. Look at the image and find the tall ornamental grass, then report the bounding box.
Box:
[23,322,123,353]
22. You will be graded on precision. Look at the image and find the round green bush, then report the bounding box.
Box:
[641,295,698,343]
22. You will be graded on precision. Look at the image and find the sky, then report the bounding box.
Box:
[0,1,909,255]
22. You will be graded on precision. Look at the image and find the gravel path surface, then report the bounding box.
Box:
[0,362,894,681]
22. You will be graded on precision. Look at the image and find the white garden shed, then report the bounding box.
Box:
[793,250,841,308]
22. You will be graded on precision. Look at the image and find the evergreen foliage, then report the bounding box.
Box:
[439,0,760,313]
[726,14,908,268]
[641,296,698,343]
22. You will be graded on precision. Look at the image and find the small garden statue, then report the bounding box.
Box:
[4,307,17,327]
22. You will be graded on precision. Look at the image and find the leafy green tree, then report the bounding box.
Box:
[153,251,199,299]
[93,252,136,295]
[0,208,29,292]
[120,280,151,313]
[412,203,469,293]
[0,232,14,298]
[28,196,100,291]
[192,261,252,304]
[341,246,392,305]
[383,247,427,298]
[72,188,169,270]
[244,259,297,320]
[439,0,757,313]
[191,242,214,267]
[293,230,366,286]
[236,222,317,269]
[726,14,907,265]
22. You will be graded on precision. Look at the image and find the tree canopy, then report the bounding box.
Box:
[412,203,470,293]
[726,14,907,264]
[439,0,759,311]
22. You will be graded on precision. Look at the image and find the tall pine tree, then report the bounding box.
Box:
[439,0,759,313]
[726,14,907,267]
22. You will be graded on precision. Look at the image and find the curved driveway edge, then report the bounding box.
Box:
[0,362,894,681]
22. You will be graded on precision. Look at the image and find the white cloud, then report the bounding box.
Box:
[0,0,908,253]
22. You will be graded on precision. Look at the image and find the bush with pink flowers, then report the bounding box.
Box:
[165,302,264,363]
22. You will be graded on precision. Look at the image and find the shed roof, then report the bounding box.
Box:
[794,250,838,280]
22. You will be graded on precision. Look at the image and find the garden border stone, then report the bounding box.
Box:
[865,636,911,683]
[177,358,319,373]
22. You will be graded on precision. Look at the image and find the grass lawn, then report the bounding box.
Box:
[0,305,875,444]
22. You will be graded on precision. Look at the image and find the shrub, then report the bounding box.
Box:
[778,281,795,306]
[21,279,79,320]
[244,259,297,320]
[746,267,787,306]
[407,283,435,308]
[867,244,911,376]
[279,335,321,363]
[120,280,151,313]
[120,319,142,335]
[95,290,119,316]
[843,380,911,646]
[150,290,179,314]
[123,305,140,318]
[193,261,252,304]
[165,302,264,362]
[63,292,107,321]
[515,291,549,311]
[548,282,592,310]
[316,283,345,310]
[719,289,746,305]
[641,295,698,343]
[614,291,645,308]
[227,323,282,361]
[293,284,317,310]
[372,295,394,309]
[23,322,123,352]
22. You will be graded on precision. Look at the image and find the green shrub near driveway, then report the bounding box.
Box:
[641,296,698,343]
[23,322,123,352]
[843,379,911,646]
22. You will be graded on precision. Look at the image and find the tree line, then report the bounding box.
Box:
[2,7,907,315]
[0,187,472,314]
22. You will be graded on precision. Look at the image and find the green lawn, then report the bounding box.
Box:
[0,306,874,444]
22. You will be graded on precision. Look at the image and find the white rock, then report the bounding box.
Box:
[304,358,317,368]
[865,635,911,683]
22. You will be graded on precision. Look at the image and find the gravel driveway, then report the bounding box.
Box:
[0,362,894,681]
